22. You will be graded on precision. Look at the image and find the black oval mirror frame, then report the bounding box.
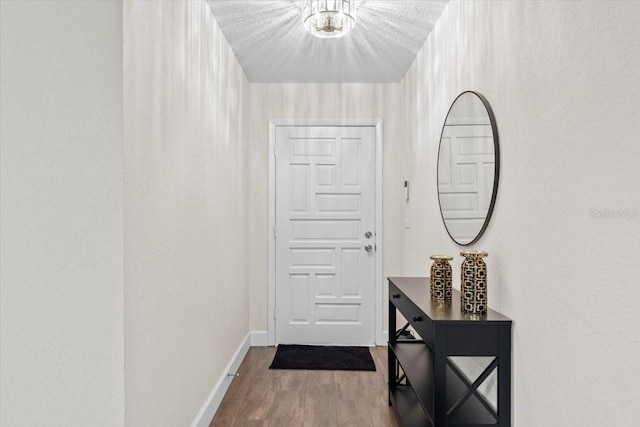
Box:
[436,91,500,246]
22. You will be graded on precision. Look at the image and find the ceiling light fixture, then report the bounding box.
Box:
[303,0,357,39]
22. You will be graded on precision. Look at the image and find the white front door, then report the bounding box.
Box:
[438,123,495,243]
[275,126,376,345]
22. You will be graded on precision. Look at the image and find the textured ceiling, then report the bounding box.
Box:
[206,0,449,83]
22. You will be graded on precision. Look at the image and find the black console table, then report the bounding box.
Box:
[388,277,512,427]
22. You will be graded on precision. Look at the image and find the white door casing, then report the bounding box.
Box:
[269,121,382,346]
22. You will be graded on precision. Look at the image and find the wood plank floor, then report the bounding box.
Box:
[210,346,402,427]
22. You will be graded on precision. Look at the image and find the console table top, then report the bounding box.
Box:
[388,276,512,323]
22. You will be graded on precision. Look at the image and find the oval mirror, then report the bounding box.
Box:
[437,91,499,245]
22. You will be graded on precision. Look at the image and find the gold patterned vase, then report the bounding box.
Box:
[460,250,488,314]
[429,255,453,301]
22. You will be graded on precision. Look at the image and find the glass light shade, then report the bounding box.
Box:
[303,0,357,39]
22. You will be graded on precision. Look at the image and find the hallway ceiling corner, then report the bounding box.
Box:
[206,0,449,83]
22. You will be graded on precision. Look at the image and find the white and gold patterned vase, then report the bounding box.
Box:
[460,250,488,314]
[429,255,453,301]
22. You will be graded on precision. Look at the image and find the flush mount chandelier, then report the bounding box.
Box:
[303,0,357,38]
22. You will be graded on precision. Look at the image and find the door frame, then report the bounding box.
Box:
[267,119,384,346]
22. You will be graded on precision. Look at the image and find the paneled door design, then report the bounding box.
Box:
[438,124,495,243]
[275,126,376,345]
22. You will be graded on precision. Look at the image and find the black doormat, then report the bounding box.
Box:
[269,345,376,371]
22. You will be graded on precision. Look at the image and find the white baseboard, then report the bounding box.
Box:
[190,332,251,427]
[250,330,269,347]
[381,330,388,345]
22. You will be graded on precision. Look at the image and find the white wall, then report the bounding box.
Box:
[246,84,408,335]
[401,1,640,425]
[123,1,250,425]
[0,1,125,426]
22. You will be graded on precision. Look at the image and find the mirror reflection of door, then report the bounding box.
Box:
[437,92,499,245]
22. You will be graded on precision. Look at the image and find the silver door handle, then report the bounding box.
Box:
[364,244,373,252]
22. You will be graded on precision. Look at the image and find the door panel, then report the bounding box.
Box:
[438,124,494,243]
[275,126,375,345]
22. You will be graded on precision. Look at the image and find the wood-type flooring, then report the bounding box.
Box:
[210,346,401,427]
